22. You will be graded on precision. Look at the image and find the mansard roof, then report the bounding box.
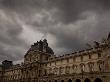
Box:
[25,39,54,56]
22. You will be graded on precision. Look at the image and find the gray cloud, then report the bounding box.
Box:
[0,10,28,62]
[0,0,110,63]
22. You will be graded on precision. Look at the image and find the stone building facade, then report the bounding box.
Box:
[1,34,110,82]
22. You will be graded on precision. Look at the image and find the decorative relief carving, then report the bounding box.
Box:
[59,67,64,75]
[80,63,85,73]
[72,65,77,73]
[88,62,94,72]
[65,66,70,74]
[97,60,104,72]
[53,67,58,75]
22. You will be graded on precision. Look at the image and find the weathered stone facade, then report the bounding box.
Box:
[0,34,110,82]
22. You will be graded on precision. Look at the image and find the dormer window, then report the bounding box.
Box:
[89,55,91,59]
[98,53,101,58]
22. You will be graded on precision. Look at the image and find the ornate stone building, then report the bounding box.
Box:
[0,34,110,82]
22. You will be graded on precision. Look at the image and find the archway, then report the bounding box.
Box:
[54,80,57,82]
[49,80,51,82]
[61,80,64,82]
[68,79,72,82]
[84,78,91,82]
[75,79,81,82]
[95,78,102,82]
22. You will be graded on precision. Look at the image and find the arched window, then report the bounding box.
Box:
[49,68,52,74]
[84,78,91,82]
[97,60,104,72]
[88,62,94,72]
[39,70,42,76]
[59,67,64,74]
[61,80,64,82]
[54,80,57,82]
[75,79,81,82]
[80,63,85,72]
[94,78,102,82]
[54,67,58,74]
[68,79,72,82]
[65,66,70,74]
[44,69,47,76]
[72,65,77,73]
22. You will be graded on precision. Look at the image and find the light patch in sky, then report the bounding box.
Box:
[19,25,44,45]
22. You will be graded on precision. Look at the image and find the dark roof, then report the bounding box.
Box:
[26,39,54,55]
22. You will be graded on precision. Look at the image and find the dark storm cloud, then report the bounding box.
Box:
[0,10,28,62]
[0,0,110,62]
[0,0,47,15]
[30,0,110,50]
[47,0,110,24]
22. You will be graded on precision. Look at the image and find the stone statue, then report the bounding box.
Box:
[94,41,100,48]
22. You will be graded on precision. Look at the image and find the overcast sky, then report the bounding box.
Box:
[0,0,110,63]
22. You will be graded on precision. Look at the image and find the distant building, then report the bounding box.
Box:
[0,65,2,80]
[2,60,13,70]
[0,34,110,82]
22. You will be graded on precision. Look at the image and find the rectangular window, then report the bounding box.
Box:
[98,53,101,58]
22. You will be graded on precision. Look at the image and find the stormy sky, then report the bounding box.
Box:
[0,0,110,63]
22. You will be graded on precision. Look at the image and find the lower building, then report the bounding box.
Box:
[1,34,110,82]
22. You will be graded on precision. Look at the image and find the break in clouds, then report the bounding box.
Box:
[0,0,110,63]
